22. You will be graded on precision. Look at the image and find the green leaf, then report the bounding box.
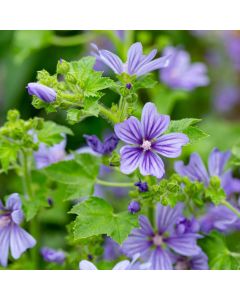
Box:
[134,74,158,90]
[205,176,226,205]
[167,118,209,144]
[37,121,73,146]
[199,232,240,270]
[43,153,100,200]
[70,197,138,244]
[0,142,19,172]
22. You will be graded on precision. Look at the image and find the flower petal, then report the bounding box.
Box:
[152,133,189,158]
[148,247,173,270]
[166,234,200,256]
[139,215,154,236]
[113,260,130,270]
[139,151,165,178]
[141,102,170,140]
[6,193,22,211]
[11,210,24,225]
[156,203,182,233]
[115,116,143,145]
[119,146,143,174]
[98,49,123,74]
[127,42,143,75]
[175,153,209,185]
[10,224,36,259]
[208,148,231,177]
[0,226,10,267]
[79,260,98,270]
[136,55,170,77]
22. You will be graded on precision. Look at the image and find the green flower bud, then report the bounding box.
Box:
[7,110,20,122]
[57,59,70,74]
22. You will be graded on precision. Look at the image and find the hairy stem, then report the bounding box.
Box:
[96,178,134,188]
[99,104,120,124]
[221,200,240,218]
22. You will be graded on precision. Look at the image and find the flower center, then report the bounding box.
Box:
[141,140,151,151]
[0,215,11,228]
[152,234,163,246]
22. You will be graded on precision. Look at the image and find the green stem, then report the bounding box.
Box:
[221,200,240,218]
[99,104,119,124]
[51,32,96,47]
[21,150,39,269]
[96,178,134,188]
[148,205,154,225]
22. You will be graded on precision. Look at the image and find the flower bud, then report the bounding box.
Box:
[27,83,56,103]
[57,58,70,74]
[128,201,141,214]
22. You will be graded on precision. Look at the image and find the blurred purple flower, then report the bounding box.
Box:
[175,251,208,270]
[175,217,200,235]
[27,83,56,103]
[41,247,65,264]
[115,102,189,178]
[34,140,66,169]
[91,42,169,77]
[0,193,36,267]
[160,46,209,91]
[223,32,240,71]
[122,203,201,270]
[103,237,123,261]
[214,86,239,113]
[134,181,148,192]
[175,148,240,196]
[128,201,141,214]
[83,133,119,155]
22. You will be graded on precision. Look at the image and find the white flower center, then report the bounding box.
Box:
[141,140,151,151]
[0,215,11,228]
[152,234,163,246]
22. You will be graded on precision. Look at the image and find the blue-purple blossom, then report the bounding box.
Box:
[175,251,209,270]
[175,148,240,196]
[175,217,200,235]
[122,203,201,270]
[214,85,239,113]
[41,247,66,264]
[79,259,131,270]
[34,140,66,169]
[223,32,240,71]
[135,181,148,192]
[91,42,170,77]
[0,193,36,267]
[27,83,56,103]
[83,133,119,155]
[103,237,123,261]
[114,102,189,178]
[128,201,141,214]
[160,46,209,91]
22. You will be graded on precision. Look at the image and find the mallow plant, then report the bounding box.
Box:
[0,41,240,270]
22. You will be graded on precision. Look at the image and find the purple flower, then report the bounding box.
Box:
[223,32,240,71]
[79,259,131,270]
[114,102,189,178]
[91,42,170,77]
[175,148,240,196]
[135,181,148,192]
[27,83,56,103]
[175,217,200,235]
[128,201,141,214]
[122,203,201,270]
[214,85,239,113]
[175,251,209,270]
[41,247,66,264]
[34,140,66,169]
[84,133,119,155]
[103,237,123,261]
[0,193,36,267]
[160,46,209,91]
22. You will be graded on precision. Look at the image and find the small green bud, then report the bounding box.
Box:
[65,73,77,84]
[7,110,20,122]
[57,59,70,74]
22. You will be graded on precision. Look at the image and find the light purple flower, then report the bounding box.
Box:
[114,102,189,178]
[83,133,119,155]
[91,42,170,77]
[0,193,36,267]
[128,201,141,214]
[27,83,56,103]
[175,251,209,270]
[214,85,239,113]
[103,237,123,261]
[34,140,66,169]
[41,247,66,264]
[223,32,240,71]
[175,148,240,196]
[160,46,209,91]
[122,203,201,270]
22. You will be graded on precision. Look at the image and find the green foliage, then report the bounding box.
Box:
[37,121,73,146]
[200,232,240,270]
[205,176,226,205]
[70,197,138,244]
[229,142,240,167]
[43,153,100,200]
[31,57,115,124]
[167,118,209,144]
